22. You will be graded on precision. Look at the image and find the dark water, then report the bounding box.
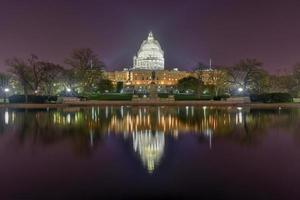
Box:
[1,106,300,199]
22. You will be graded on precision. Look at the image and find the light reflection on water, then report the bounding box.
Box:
[1,106,300,198]
[0,106,296,172]
[133,130,165,173]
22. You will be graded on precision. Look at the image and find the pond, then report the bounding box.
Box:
[0,106,300,199]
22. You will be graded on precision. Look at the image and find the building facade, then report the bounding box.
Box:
[104,32,221,92]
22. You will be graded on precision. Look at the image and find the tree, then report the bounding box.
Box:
[39,62,64,96]
[210,69,230,96]
[97,79,114,93]
[7,55,66,98]
[177,76,204,95]
[226,59,268,94]
[61,69,78,94]
[292,63,300,96]
[65,48,104,70]
[269,74,297,96]
[252,71,270,94]
[28,54,45,93]
[116,82,123,93]
[6,57,33,102]
[81,69,104,95]
[65,48,105,95]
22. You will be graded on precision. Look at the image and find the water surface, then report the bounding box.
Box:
[0,106,300,199]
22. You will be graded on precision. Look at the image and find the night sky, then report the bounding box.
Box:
[0,0,300,73]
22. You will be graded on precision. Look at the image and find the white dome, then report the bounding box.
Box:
[133,32,164,70]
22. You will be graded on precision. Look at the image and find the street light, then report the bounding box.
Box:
[66,87,71,92]
[238,87,244,92]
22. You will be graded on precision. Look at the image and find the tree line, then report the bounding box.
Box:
[1,50,300,99]
[0,48,114,100]
[178,58,300,97]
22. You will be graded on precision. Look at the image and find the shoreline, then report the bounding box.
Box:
[0,100,300,109]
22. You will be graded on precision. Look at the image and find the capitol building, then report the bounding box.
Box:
[133,32,165,70]
[105,32,219,92]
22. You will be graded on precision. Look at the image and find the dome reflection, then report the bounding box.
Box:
[133,130,165,173]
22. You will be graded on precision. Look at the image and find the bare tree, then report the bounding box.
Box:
[6,58,33,102]
[269,74,297,96]
[39,62,64,96]
[65,48,104,70]
[292,63,300,96]
[211,70,230,96]
[226,59,267,94]
[64,48,105,95]
[27,54,45,93]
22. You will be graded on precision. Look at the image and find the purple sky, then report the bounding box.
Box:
[0,0,300,73]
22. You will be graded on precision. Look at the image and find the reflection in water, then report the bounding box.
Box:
[4,110,9,124]
[236,107,243,124]
[1,106,299,173]
[133,130,165,173]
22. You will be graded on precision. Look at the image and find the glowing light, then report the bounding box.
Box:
[186,106,189,115]
[67,114,71,124]
[66,87,71,92]
[236,108,243,124]
[238,87,244,92]
[4,111,9,124]
[105,106,109,118]
[121,106,124,118]
[4,88,9,92]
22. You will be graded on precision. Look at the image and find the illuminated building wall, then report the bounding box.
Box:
[104,69,223,89]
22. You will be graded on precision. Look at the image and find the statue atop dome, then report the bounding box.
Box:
[148,31,154,40]
[133,32,165,70]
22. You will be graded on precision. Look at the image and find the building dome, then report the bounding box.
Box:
[133,32,164,70]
